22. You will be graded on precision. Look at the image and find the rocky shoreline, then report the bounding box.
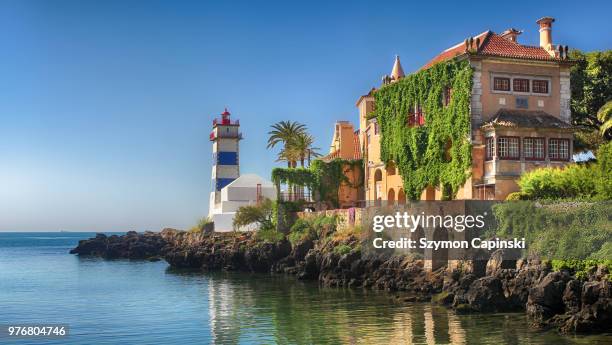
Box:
[70,229,611,334]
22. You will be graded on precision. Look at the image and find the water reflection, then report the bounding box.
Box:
[168,269,609,345]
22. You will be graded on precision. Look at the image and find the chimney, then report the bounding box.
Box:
[536,17,555,56]
[500,28,522,42]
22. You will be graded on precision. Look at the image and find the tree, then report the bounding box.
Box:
[570,50,612,148]
[597,100,612,139]
[291,132,321,167]
[267,121,307,167]
[233,199,274,231]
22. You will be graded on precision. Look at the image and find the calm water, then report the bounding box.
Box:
[0,232,610,345]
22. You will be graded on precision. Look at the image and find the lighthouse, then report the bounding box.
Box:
[208,108,242,217]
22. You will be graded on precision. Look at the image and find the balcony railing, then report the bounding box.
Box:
[210,131,243,141]
[213,118,240,126]
[278,190,313,202]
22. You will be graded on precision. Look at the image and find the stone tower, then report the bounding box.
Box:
[208,108,242,216]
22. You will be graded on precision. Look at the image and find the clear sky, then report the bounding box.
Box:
[1,0,611,231]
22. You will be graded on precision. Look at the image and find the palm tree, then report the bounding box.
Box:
[276,146,301,168]
[597,100,612,140]
[292,132,321,167]
[267,121,307,167]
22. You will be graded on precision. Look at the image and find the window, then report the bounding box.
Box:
[549,138,570,161]
[513,78,530,92]
[532,80,549,94]
[443,87,452,106]
[524,137,545,160]
[493,77,510,91]
[374,123,379,135]
[407,104,425,127]
[497,136,520,159]
[486,137,495,160]
[416,105,425,126]
[516,97,529,109]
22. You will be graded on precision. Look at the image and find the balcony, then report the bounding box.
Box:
[278,190,313,202]
[209,131,243,141]
[212,118,240,126]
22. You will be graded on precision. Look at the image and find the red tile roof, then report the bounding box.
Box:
[479,33,557,61]
[422,31,488,69]
[422,31,562,69]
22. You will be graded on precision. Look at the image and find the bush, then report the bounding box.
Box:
[287,215,338,245]
[255,226,285,243]
[595,142,612,199]
[505,192,531,201]
[189,217,213,233]
[516,142,612,201]
[334,244,352,256]
[492,201,612,260]
[517,165,597,200]
[287,218,316,245]
[233,199,274,231]
[551,259,612,280]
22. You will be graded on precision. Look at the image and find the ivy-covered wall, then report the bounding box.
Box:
[271,159,363,208]
[374,59,474,200]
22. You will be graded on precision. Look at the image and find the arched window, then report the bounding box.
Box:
[397,189,406,204]
[387,188,395,203]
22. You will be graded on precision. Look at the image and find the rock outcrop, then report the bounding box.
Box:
[70,230,611,334]
[69,231,167,260]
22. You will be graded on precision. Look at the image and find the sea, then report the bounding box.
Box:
[0,232,610,345]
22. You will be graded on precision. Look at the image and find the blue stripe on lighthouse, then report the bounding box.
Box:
[213,178,235,191]
[216,152,238,165]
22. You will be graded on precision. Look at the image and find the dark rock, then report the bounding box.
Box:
[462,276,507,312]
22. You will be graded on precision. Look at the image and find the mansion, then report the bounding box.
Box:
[330,16,575,202]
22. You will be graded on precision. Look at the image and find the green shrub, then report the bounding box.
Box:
[234,199,275,231]
[505,192,531,201]
[517,165,597,200]
[189,217,213,233]
[551,259,612,280]
[334,244,352,256]
[255,226,285,243]
[288,218,316,245]
[595,142,612,199]
[287,215,338,245]
[492,201,612,260]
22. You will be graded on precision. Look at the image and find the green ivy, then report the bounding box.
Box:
[271,168,315,189]
[374,59,473,199]
[272,159,363,208]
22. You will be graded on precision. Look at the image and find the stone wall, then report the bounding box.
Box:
[296,208,364,231]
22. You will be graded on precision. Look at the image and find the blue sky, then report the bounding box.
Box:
[1,0,611,231]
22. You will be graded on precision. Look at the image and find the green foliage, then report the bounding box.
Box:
[272,159,363,208]
[597,100,612,138]
[505,192,531,201]
[287,215,338,245]
[271,168,316,188]
[334,244,352,256]
[310,159,363,208]
[233,199,275,231]
[596,141,612,199]
[492,201,612,260]
[517,165,598,200]
[189,217,213,233]
[287,218,316,245]
[569,50,612,137]
[373,59,473,199]
[267,121,320,167]
[255,227,285,243]
[516,144,612,201]
[551,259,612,280]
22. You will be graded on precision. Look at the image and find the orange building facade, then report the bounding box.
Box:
[356,17,575,202]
